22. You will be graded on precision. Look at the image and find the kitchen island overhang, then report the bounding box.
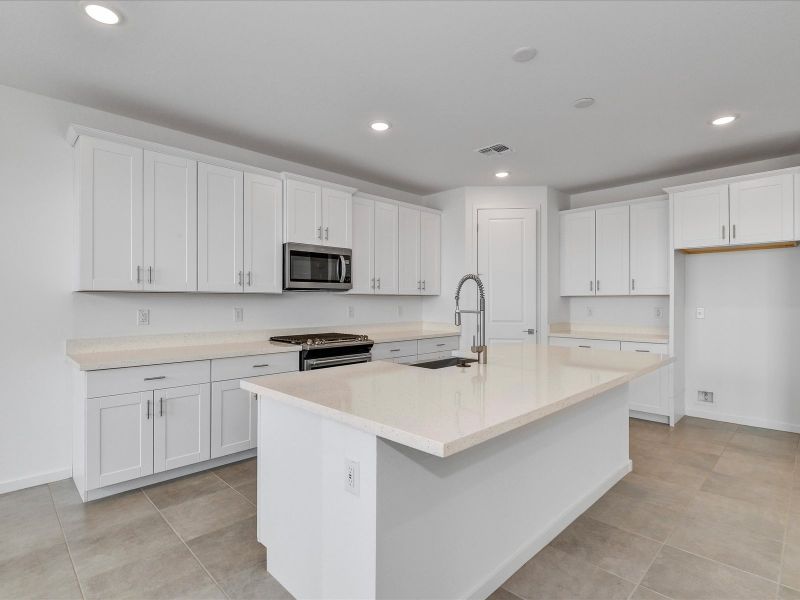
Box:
[242,344,672,600]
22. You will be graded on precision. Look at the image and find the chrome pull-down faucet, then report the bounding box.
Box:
[454,274,487,364]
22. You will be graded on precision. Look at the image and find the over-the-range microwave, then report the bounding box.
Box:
[283,242,352,291]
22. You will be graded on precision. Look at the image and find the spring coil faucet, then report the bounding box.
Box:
[454,274,487,364]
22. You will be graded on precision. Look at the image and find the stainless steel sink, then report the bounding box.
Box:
[411,357,478,369]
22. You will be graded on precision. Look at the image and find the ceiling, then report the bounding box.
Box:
[1,1,799,195]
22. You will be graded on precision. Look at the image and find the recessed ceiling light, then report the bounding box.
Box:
[711,115,737,126]
[495,171,510,179]
[512,47,538,63]
[84,3,120,25]
[370,121,390,132]
[573,97,595,109]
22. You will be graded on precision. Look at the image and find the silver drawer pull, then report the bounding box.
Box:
[436,343,446,347]
[144,376,166,381]
[635,349,650,353]
[389,349,401,352]
[252,363,270,368]
[578,345,591,348]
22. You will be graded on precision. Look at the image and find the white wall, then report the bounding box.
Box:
[567,296,669,329]
[0,83,425,492]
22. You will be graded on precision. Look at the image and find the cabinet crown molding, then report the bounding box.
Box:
[281,172,357,194]
[663,165,800,194]
[560,194,667,215]
[353,192,442,215]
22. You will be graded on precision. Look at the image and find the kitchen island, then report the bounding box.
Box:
[242,343,671,600]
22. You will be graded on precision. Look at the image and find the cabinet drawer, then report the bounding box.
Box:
[393,355,420,365]
[87,361,210,398]
[417,336,459,355]
[211,352,298,381]
[549,337,621,351]
[414,351,453,363]
[372,340,418,360]
[620,342,668,355]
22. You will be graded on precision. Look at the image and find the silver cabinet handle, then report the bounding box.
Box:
[146,399,150,420]
[631,278,635,291]
[238,271,243,286]
[148,266,153,284]
[325,226,329,240]
[389,348,401,352]
[376,277,381,290]
[247,271,252,286]
[589,280,593,292]
[317,226,322,239]
[596,280,600,292]
[159,397,164,417]
[436,343,446,347]
[732,224,736,239]
[578,345,591,348]
[635,349,650,353]
[252,363,270,368]
[522,328,536,334]
[722,224,726,239]
[144,375,166,381]
[417,280,421,290]
[136,265,142,284]
[422,280,426,291]
[371,278,375,289]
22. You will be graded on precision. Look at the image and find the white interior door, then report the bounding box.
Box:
[244,172,283,293]
[198,163,244,292]
[285,179,322,245]
[154,384,211,473]
[477,209,537,346]
[350,196,375,294]
[374,200,399,294]
[595,205,630,296]
[211,380,257,458]
[322,188,352,247]
[559,211,595,296]
[143,151,197,292]
[419,211,441,295]
[729,174,794,245]
[630,199,669,295]
[398,205,421,295]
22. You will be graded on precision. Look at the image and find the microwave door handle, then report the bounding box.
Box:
[339,255,346,283]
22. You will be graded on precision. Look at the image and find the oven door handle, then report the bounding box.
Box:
[305,353,371,369]
[338,255,346,283]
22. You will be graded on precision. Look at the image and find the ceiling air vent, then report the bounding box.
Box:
[475,143,512,156]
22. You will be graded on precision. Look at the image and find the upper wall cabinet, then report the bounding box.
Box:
[630,200,669,295]
[243,172,283,293]
[351,195,399,295]
[672,172,795,250]
[398,205,441,295]
[284,176,354,248]
[560,210,596,296]
[594,206,629,296]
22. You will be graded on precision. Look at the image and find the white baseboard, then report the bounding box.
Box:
[0,467,72,495]
[468,460,633,600]
[685,406,800,434]
[629,410,670,425]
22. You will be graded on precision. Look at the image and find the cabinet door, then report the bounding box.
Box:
[374,200,399,295]
[198,163,244,292]
[77,137,144,291]
[419,210,441,295]
[143,151,197,292]
[322,188,352,248]
[154,384,211,473]
[673,185,729,249]
[795,175,800,240]
[243,172,282,293]
[87,392,153,489]
[595,205,630,296]
[398,205,421,295]
[559,211,596,296]
[630,200,669,295]
[350,196,375,294]
[729,174,794,245]
[211,380,257,458]
[285,179,322,245]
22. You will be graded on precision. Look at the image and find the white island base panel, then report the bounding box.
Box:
[257,384,631,600]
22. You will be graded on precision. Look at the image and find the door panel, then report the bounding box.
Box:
[78,137,144,291]
[285,179,322,245]
[211,380,257,458]
[729,174,794,245]
[398,205,421,294]
[143,151,197,292]
[322,188,352,247]
[419,211,441,295]
[630,200,668,295]
[478,209,537,345]
[595,205,630,296]
[560,211,595,296]
[87,392,153,489]
[673,185,729,249]
[374,200,399,294]
[244,172,282,293]
[350,197,375,294]
[154,384,211,473]
[198,163,244,292]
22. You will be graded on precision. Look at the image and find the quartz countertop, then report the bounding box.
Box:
[66,322,461,371]
[241,343,672,458]
[549,323,669,344]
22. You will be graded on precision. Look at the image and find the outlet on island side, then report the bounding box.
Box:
[137,308,150,326]
[344,459,360,496]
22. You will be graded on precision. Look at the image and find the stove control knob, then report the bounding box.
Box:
[306,338,314,345]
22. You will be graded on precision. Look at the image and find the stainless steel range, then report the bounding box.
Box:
[270,333,373,371]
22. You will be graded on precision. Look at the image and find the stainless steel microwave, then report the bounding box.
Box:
[283,243,352,291]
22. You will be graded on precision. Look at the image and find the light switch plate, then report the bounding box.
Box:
[137,309,150,326]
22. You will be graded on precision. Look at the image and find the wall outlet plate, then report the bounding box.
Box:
[698,390,714,403]
[696,307,705,319]
[398,304,404,317]
[344,459,360,496]
[348,306,355,319]
[137,308,150,326]
[234,307,244,322]
[655,307,664,319]
[586,306,593,317]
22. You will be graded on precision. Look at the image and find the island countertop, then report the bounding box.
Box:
[242,343,672,457]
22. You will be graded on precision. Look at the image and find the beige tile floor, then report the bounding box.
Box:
[1,417,799,599]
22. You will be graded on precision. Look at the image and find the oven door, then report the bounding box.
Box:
[283,243,352,291]
[303,353,372,370]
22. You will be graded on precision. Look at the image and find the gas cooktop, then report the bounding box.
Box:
[270,332,371,348]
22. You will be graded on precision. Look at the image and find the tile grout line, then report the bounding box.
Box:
[47,484,87,600]
[140,487,232,600]
[776,451,798,597]
[211,470,257,507]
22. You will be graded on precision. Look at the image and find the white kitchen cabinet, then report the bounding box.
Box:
[548,336,621,351]
[153,384,211,473]
[76,136,144,291]
[87,391,154,489]
[796,174,800,240]
[560,210,596,296]
[198,163,244,292]
[211,380,257,459]
[350,196,375,294]
[285,178,322,245]
[322,187,352,248]
[595,206,629,296]
[729,174,794,245]
[398,205,422,294]
[673,185,729,249]
[621,342,670,414]
[143,151,197,292]
[374,200,399,295]
[419,210,441,295]
[630,200,669,295]
[244,172,283,293]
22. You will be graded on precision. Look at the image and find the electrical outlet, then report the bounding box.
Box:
[696,307,705,319]
[697,390,714,404]
[586,306,593,317]
[234,307,244,322]
[344,459,360,496]
[655,307,664,319]
[137,308,150,326]
[348,305,355,319]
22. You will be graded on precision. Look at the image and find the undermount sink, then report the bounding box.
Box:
[412,357,478,369]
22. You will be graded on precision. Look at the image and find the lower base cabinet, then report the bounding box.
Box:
[154,384,211,472]
[211,380,257,458]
